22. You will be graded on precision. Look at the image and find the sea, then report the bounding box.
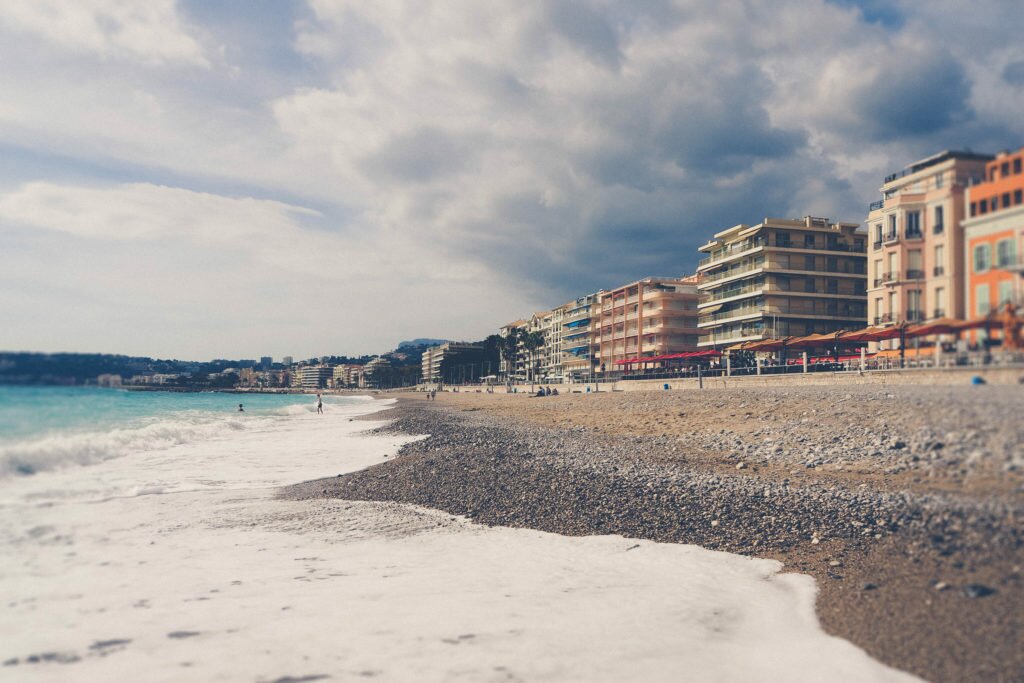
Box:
[0,386,920,681]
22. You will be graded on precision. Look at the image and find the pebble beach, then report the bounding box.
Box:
[284,385,1024,683]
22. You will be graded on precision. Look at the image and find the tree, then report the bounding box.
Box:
[522,331,545,390]
[498,328,524,383]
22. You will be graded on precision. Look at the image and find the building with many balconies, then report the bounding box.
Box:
[560,292,599,382]
[421,342,489,384]
[592,276,700,374]
[963,146,1024,339]
[696,216,867,348]
[865,151,991,340]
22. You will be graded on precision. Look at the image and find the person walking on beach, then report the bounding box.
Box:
[316,394,323,415]
[238,403,244,412]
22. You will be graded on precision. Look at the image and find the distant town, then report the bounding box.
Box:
[4,147,1023,390]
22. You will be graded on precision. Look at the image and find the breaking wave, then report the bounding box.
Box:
[0,414,248,478]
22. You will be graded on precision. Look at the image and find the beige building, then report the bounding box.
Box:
[592,276,700,373]
[696,216,867,348]
[866,150,991,342]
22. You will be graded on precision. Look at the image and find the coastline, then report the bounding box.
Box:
[283,387,1023,682]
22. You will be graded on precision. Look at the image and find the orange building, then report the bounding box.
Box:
[963,147,1024,342]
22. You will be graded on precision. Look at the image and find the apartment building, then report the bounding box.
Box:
[561,292,599,382]
[499,319,527,381]
[298,364,332,389]
[592,276,700,373]
[865,151,991,340]
[420,342,488,383]
[696,216,867,348]
[963,147,1024,334]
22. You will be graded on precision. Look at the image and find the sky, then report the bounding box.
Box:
[1,0,1022,360]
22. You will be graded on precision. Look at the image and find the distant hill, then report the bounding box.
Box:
[397,338,448,349]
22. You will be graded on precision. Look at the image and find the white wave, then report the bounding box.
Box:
[0,414,250,478]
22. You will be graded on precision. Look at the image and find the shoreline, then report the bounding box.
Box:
[283,387,1023,682]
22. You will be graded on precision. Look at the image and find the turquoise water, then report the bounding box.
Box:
[0,386,315,443]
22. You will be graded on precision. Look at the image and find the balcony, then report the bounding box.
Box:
[872,240,883,250]
[879,313,894,324]
[699,237,766,267]
[933,223,944,235]
[883,230,899,244]
[700,260,765,285]
[881,271,898,285]
[933,308,946,319]
[906,310,924,322]
[872,278,883,288]
[869,199,885,211]
[904,229,924,241]
[906,269,925,280]
[933,266,945,277]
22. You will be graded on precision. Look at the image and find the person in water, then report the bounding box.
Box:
[238,403,244,412]
[316,394,323,414]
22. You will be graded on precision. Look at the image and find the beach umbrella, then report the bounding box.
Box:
[905,317,965,338]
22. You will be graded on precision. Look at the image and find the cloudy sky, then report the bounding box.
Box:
[1,0,1022,360]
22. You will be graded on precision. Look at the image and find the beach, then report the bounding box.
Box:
[0,388,926,682]
[286,385,1023,682]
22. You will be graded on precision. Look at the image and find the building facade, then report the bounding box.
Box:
[560,292,599,382]
[865,151,991,340]
[298,364,332,389]
[963,147,1024,335]
[592,276,700,373]
[696,216,867,348]
[420,342,488,384]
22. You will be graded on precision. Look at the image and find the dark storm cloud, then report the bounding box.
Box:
[851,50,972,141]
[1003,61,1024,87]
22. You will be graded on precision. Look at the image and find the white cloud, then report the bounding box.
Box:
[1,0,1022,358]
[0,0,208,66]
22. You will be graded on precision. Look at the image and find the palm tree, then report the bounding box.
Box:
[499,328,524,384]
[522,331,545,391]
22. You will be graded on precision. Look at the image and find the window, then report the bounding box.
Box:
[934,244,945,276]
[874,223,882,244]
[1015,158,1022,174]
[935,287,945,316]
[874,259,882,279]
[1002,162,1011,177]
[906,210,921,237]
[999,280,1014,305]
[970,202,977,217]
[804,255,815,271]
[973,244,991,273]
[874,298,883,318]
[826,256,838,271]
[888,291,897,316]
[775,231,791,247]
[933,205,944,233]
[826,278,838,294]
[934,172,944,189]
[975,284,990,316]
[887,252,897,276]
[804,233,815,248]
[908,249,922,277]
[887,214,897,237]
[908,290,922,320]
[996,239,1016,268]
[804,277,815,293]
[1003,193,1012,209]
[979,199,988,214]
[992,196,999,211]
[1016,189,1023,205]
